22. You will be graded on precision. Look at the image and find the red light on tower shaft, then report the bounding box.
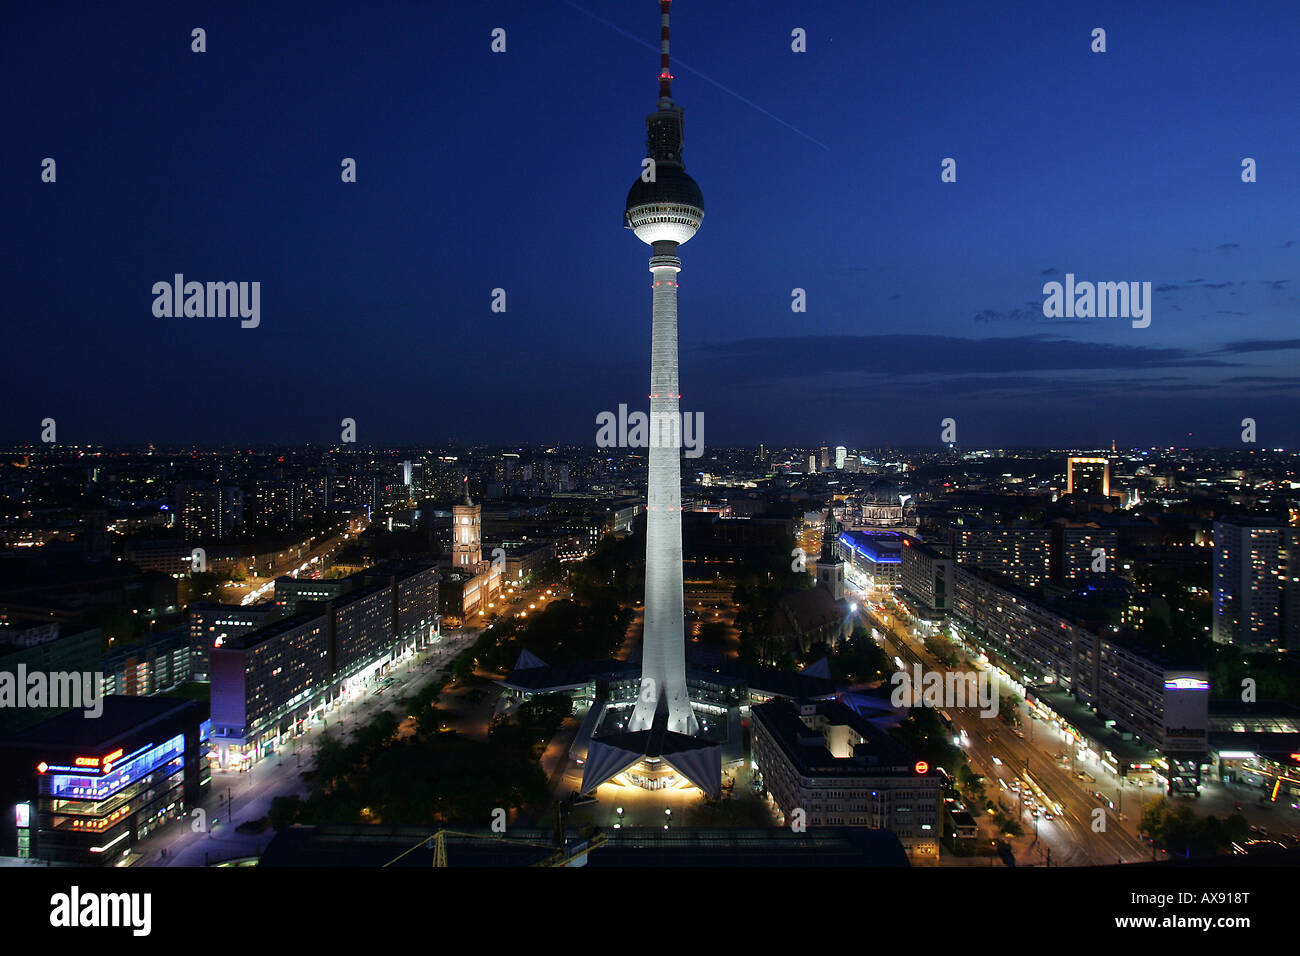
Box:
[914,760,929,774]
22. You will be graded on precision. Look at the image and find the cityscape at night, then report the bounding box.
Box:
[1,0,1296,936]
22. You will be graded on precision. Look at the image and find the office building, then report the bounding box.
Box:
[751,698,942,860]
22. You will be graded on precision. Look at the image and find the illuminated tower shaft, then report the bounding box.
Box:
[630,252,695,734]
[624,0,704,736]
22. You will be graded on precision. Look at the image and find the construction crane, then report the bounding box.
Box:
[382,803,606,867]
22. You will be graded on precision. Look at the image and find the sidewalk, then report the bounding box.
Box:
[133,631,477,866]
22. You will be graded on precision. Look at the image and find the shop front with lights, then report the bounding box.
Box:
[0,696,204,865]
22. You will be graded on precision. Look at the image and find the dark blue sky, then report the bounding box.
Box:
[3,0,1297,448]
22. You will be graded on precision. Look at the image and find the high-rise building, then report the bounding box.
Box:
[175,480,243,540]
[1212,518,1298,652]
[900,537,953,614]
[951,524,1051,590]
[834,446,847,470]
[1066,456,1110,497]
[251,478,299,532]
[1051,522,1118,582]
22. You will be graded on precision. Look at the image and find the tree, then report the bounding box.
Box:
[998,692,1022,728]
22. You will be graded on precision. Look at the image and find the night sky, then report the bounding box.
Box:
[3,1,1298,448]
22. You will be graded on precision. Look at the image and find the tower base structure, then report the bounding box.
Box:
[579,705,721,799]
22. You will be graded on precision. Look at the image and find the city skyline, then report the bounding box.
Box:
[4,0,1300,923]
[4,1,1299,447]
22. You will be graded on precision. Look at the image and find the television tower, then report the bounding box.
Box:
[624,0,704,736]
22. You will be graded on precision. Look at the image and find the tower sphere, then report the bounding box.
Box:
[624,165,704,246]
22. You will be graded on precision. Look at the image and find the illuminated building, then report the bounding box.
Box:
[211,562,439,767]
[1066,456,1110,497]
[174,480,244,540]
[950,524,1051,590]
[1212,517,1299,652]
[815,508,846,600]
[0,696,205,865]
[189,601,281,681]
[1051,522,1118,582]
[750,698,942,860]
[452,485,483,568]
[900,537,952,614]
[949,564,1209,786]
[837,529,903,590]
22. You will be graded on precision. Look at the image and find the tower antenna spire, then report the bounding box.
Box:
[658,0,674,101]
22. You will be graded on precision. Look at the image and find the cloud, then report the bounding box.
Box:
[687,334,1235,387]
[1217,339,1300,354]
[1221,375,1300,384]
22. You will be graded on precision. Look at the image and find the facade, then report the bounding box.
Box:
[502,540,555,584]
[1212,517,1297,651]
[451,496,483,568]
[900,537,952,614]
[330,582,395,679]
[836,529,903,590]
[950,564,1208,783]
[950,524,1051,589]
[751,698,942,860]
[251,479,301,532]
[274,574,353,615]
[0,627,104,737]
[209,561,440,767]
[189,601,281,680]
[1066,456,1110,497]
[175,480,244,540]
[209,611,330,768]
[0,696,206,865]
[1052,522,1118,582]
[388,560,441,647]
[100,626,192,697]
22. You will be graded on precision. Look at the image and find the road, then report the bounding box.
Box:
[131,624,478,867]
[854,582,1153,865]
[218,517,368,606]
